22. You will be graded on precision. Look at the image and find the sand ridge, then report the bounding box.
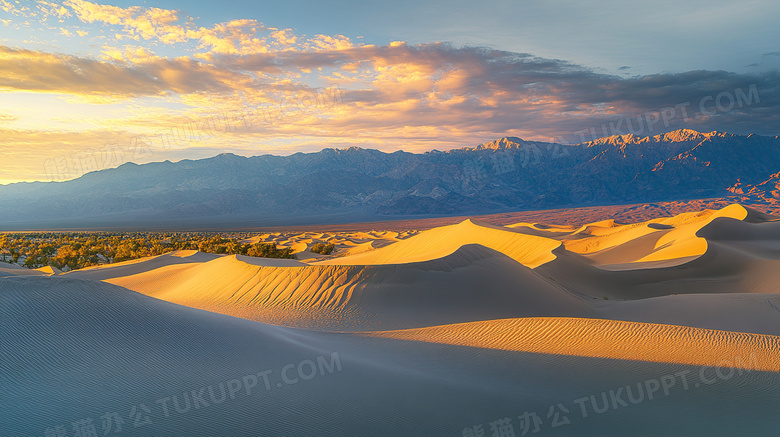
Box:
[313,218,561,268]
[361,317,780,371]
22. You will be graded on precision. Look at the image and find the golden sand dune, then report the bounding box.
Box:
[0,262,59,277]
[535,208,780,300]
[285,241,309,254]
[314,218,561,268]
[363,317,780,371]
[505,222,576,237]
[107,245,595,330]
[0,263,49,277]
[34,265,61,275]
[238,230,417,260]
[89,204,780,326]
[304,204,769,274]
[336,240,380,256]
[508,204,759,267]
[631,205,748,263]
[64,250,220,281]
[536,245,771,301]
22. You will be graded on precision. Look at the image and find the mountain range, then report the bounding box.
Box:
[1,129,778,229]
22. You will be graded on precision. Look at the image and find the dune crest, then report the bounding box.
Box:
[0,263,48,278]
[63,250,221,281]
[314,218,561,268]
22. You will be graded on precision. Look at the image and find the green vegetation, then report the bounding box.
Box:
[0,232,295,272]
[310,242,336,255]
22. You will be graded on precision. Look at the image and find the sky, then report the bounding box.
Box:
[0,0,778,184]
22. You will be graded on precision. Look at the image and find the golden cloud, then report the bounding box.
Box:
[0,46,240,97]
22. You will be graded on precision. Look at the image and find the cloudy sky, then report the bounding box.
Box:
[0,0,778,183]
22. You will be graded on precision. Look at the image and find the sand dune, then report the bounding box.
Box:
[107,245,595,330]
[34,265,61,275]
[63,250,220,281]
[510,204,755,267]
[0,263,48,278]
[536,242,760,300]
[314,218,561,268]
[237,230,418,262]
[84,204,780,325]
[5,276,525,436]
[5,275,780,436]
[7,203,780,435]
[336,240,381,257]
[363,317,780,371]
[530,205,780,300]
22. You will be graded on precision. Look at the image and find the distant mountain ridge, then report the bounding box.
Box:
[1,129,779,229]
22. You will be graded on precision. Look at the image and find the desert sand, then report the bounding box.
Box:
[4,203,780,436]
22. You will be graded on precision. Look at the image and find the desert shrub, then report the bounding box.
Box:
[310,243,336,255]
[245,243,296,259]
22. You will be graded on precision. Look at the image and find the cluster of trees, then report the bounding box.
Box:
[310,243,336,255]
[0,232,295,272]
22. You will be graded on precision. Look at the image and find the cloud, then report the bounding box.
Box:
[0,0,15,13]
[2,39,778,148]
[1,39,777,142]
[0,45,240,97]
[63,0,356,55]
[64,0,184,42]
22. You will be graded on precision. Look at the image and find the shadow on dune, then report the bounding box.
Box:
[2,276,779,436]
